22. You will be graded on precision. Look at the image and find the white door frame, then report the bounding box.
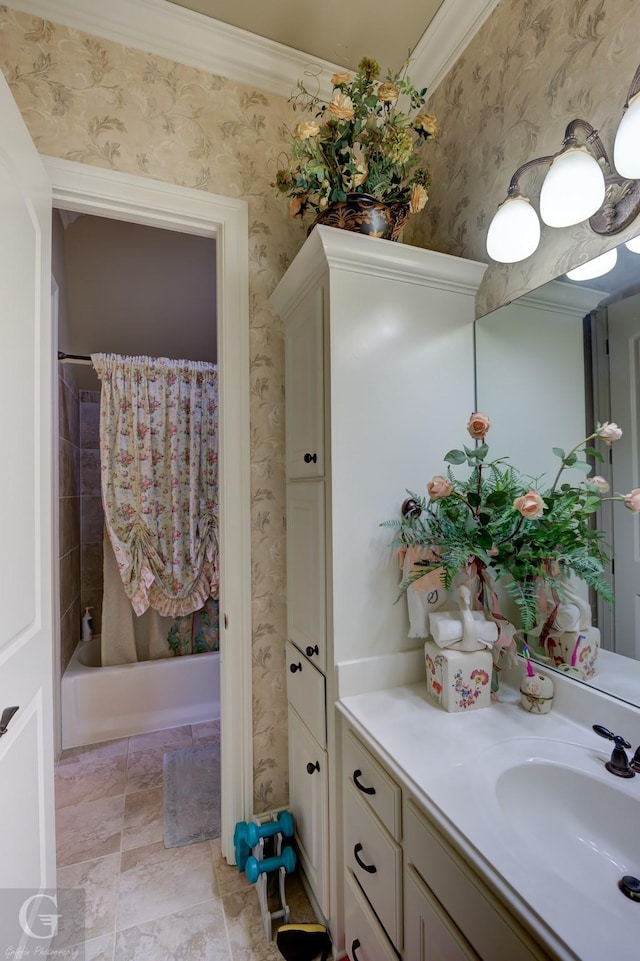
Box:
[45,156,253,861]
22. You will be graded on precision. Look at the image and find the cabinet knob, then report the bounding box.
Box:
[351,939,362,960]
[289,662,302,673]
[305,645,319,658]
[353,842,377,874]
[353,769,376,796]
[306,760,320,775]
[303,452,317,464]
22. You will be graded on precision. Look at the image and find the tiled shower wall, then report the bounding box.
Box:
[58,380,104,675]
[80,391,104,638]
[58,365,81,674]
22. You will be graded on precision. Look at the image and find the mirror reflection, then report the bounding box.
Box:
[475,236,640,706]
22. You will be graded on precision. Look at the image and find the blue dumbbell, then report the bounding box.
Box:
[245,844,296,885]
[233,820,252,871]
[245,810,294,849]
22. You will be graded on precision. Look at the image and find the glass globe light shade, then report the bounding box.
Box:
[486,196,540,263]
[539,147,606,227]
[566,248,617,281]
[625,234,640,254]
[614,92,640,180]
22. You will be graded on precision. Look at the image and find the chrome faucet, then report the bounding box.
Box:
[592,724,635,778]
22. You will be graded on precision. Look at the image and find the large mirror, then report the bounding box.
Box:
[475,236,640,707]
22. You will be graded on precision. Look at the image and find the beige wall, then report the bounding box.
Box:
[0,5,305,811]
[406,0,640,314]
[63,216,217,386]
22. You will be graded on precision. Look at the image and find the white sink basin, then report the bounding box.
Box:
[496,759,640,878]
[472,737,640,913]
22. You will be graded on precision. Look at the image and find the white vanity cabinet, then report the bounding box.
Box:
[341,721,548,961]
[271,226,485,945]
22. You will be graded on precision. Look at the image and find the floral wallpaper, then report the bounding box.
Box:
[0,4,306,812]
[405,0,640,315]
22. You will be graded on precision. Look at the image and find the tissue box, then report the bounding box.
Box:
[547,627,599,679]
[424,640,492,712]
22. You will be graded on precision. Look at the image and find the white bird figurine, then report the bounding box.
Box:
[428,583,499,651]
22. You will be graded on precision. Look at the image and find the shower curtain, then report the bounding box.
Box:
[93,353,219,664]
[101,529,220,665]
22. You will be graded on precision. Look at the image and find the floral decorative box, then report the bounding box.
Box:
[424,640,492,713]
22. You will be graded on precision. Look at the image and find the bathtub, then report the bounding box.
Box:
[61,637,221,748]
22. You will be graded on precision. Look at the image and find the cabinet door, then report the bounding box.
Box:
[288,706,329,915]
[285,286,324,478]
[286,480,326,672]
[286,641,326,746]
[405,865,480,961]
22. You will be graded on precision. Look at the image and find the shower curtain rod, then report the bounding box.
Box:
[58,350,93,365]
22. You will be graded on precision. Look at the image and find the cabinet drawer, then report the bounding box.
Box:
[344,782,402,950]
[343,729,401,841]
[286,481,327,673]
[404,800,547,961]
[286,642,326,747]
[405,864,480,961]
[344,869,399,961]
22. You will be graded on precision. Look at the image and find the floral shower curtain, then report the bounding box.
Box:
[92,353,219,618]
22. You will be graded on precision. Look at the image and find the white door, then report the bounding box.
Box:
[608,294,640,660]
[0,70,55,888]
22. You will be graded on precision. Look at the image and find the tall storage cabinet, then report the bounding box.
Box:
[271,227,485,950]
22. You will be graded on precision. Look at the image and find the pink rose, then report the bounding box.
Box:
[597,421,623,444]
[588,475,610,493]
[513,489,545,519]
[466,411,490,439]
[427,475,452,500]
[624,488,640,513]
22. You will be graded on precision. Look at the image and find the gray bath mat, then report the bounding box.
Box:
[163,742,221,848]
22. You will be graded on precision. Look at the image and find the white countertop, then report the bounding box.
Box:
[337,676,640,961]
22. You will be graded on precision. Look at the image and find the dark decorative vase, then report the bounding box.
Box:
[310,193,408,241]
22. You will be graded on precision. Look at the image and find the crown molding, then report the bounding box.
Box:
[517,278,605,316]
[5,0,340,100]
[271,226,486,319]
[410,0,501,96]
[6,0,495,103]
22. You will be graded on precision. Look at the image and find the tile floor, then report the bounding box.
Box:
[53,721,316,960]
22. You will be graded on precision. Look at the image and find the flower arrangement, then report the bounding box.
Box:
[274,56,437,222]
[385,413,637,638]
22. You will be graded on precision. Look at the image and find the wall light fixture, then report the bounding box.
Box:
[486,64,640,265]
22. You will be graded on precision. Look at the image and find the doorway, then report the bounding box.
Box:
[46,156,252,863]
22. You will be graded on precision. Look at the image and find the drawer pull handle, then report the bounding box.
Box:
[289,662,302,673]
[305,644,319,657]
[351,939,361,960]
[306,761,320,775]
[304,452,317,464]
[353,769,376,796]
[0,706,19,737]
[353,843,377,874]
